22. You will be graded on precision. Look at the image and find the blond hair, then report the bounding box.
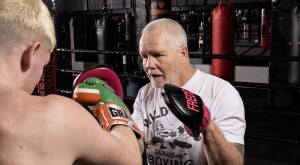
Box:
[141,18,187,49]
[0,0,56,51]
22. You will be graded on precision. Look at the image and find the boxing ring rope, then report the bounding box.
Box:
[231,81,300,90]
[56,48,300,61]
[56,75,300,112]
[245,135,300,145]
[56,68,300,90]
[246,107,300,116]
[188,53,300,61]
[56,48,138,56]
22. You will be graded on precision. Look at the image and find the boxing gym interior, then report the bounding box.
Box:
[37,0,299,164]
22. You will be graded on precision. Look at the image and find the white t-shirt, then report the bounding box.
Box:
[132,69,246,165]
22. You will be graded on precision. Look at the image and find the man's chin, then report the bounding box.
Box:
[151,81,164,89]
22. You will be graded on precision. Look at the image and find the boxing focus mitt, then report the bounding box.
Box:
[73,77,142,139]
[161,84,211,137]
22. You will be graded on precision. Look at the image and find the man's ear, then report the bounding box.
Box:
[182,46,188,57]
[179,45,188,62]
[21,42,41,71]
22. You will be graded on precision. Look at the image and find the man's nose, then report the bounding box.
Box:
[144,56,156,69]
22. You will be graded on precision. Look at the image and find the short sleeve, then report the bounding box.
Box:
[212,87,246,145]
[131,90,145,132]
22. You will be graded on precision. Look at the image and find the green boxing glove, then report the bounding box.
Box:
[73,77,141,138]
[75,77,129,111]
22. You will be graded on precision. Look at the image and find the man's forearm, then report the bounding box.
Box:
[202,121,244,165]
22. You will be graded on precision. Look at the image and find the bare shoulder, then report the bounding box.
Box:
[37,94,98,125]
[38,95,87,114]
[40,94,77,108]
[34,94,104,148]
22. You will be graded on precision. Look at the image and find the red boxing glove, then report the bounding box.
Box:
[161,84,211,137]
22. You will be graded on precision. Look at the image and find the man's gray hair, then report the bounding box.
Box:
[142,18,187,48]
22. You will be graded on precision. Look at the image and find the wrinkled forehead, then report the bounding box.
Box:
[140,30,170,49]
[139,38,170,57]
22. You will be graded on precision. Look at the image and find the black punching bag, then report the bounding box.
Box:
[114,16,125,74]
[96,7,114,67]
[186,11,199,51]
[268,0,294,107]
[150,0,171,22]
[289,2,300,84]
[123,13,134,73]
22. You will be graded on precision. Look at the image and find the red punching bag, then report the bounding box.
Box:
[212,0,236,81]
[261,8,271,49]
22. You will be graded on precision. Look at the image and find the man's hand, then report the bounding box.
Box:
[161,84,211,137]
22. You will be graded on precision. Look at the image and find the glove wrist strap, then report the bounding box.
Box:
[200,105,211,131]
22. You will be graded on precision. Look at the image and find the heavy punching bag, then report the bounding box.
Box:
[150,0,172,22]
[96,5,114,67]
[268,0,294,107]
[212,0,236,81]
[114,16,125,74]
[289,2,300,84]
[123,13,134,73]
[261,8,271,49]
[186,11,199,51]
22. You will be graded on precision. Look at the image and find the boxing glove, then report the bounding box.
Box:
[74,77,128,111]
[73,77,142,138]
[161,84,211,137]
[93,102,141,138]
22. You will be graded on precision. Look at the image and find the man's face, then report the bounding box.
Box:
[139,29,183,88]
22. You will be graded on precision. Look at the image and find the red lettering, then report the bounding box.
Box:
[182,89,199,112]
[187,99,199,112]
